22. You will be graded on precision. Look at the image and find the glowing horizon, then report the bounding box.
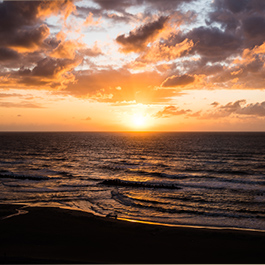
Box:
[1,0,265,132]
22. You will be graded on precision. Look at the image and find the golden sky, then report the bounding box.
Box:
[1,0,265,131]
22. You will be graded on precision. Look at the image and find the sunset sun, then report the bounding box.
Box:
[132,113,146,128]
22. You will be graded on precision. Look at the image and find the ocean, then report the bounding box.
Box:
[0,132,265,231]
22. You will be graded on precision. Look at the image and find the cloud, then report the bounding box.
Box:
[0,48,20,61]
[208,0,265,47]
[92,0,194,13]
[84,116,92,121]
[0,101,44,108]
[161,74,195,87]
[81,43,103,57]
[211,102,220,107]
[0,93,22,98]
[154,105,191,118]
[49,40,85,60]
[0,1,108,93]
[202,100,265,119]
[137,38,194,63]
[12,56,82,90]
[243,16,265,40]
[0,1,75,53]
[237,101,265,116]
[65,68,177,104]
[116,16,169,53]
[187,26,241,61]
[2,0,265,107]
[37,0,76,21]
[83,12,101,27]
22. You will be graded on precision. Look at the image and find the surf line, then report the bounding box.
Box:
[1,206,29,220]
[117,217,265,233]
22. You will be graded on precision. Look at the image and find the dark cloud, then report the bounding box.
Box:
[77,0,194,24]
[90,0,193,13]
[1,24,50,51]
[213,0,265,14]
[1,53,82,90]
[31,57,70,77]
[92,0,135,12]
[0,0,77,92]
[187,26,241,61]
[208,0,265,44]
[76,4,134,24]
[142,0,194,12]
[0,48,20,61]
[162,74,195,87]
[0,1,41,31]
[243,16,265,40]
[116,16,169,53]
[207,9,239,31]
[213,0,249,14]
[154,105,191,118]
[0,0,75,55]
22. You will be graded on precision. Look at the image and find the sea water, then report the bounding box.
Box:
[0,132,265,231]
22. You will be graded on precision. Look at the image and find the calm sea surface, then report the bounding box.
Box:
[0,132,265,231]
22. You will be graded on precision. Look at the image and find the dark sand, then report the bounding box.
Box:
[0,204,264,264]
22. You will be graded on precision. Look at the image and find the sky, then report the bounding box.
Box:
[1,0,265,131]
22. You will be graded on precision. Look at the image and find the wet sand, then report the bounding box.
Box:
[0,204,264,264]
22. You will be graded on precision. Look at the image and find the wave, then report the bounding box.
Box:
[101,161,264,182]
[111,191,265,219]
[99,178,181,189]
[102,163,190,179]
[0,160,24,165]
[0,172,50,181]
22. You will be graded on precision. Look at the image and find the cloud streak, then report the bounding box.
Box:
[154,105,191,118]
[0,101,44,108]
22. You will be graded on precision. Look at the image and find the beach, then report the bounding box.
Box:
[0,204,264,264]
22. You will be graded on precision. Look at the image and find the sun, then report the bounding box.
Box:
[132,113,146,128]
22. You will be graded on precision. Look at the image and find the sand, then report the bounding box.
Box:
[0,204,264,264]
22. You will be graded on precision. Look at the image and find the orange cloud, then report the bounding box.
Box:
[138,38,194,63]
[154,105,191,118]
[161,74,195,88]
[37,0,76,21]
[253,42,265,54]
[50,40,85,60]
[83,12,101,26]
[65,68,179,104]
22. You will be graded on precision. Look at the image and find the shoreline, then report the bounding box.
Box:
[1,203,265,263]
[3,202,265,233]
[117,216,265,233]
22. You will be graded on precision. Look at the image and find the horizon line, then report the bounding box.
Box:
[1,130,265,133]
